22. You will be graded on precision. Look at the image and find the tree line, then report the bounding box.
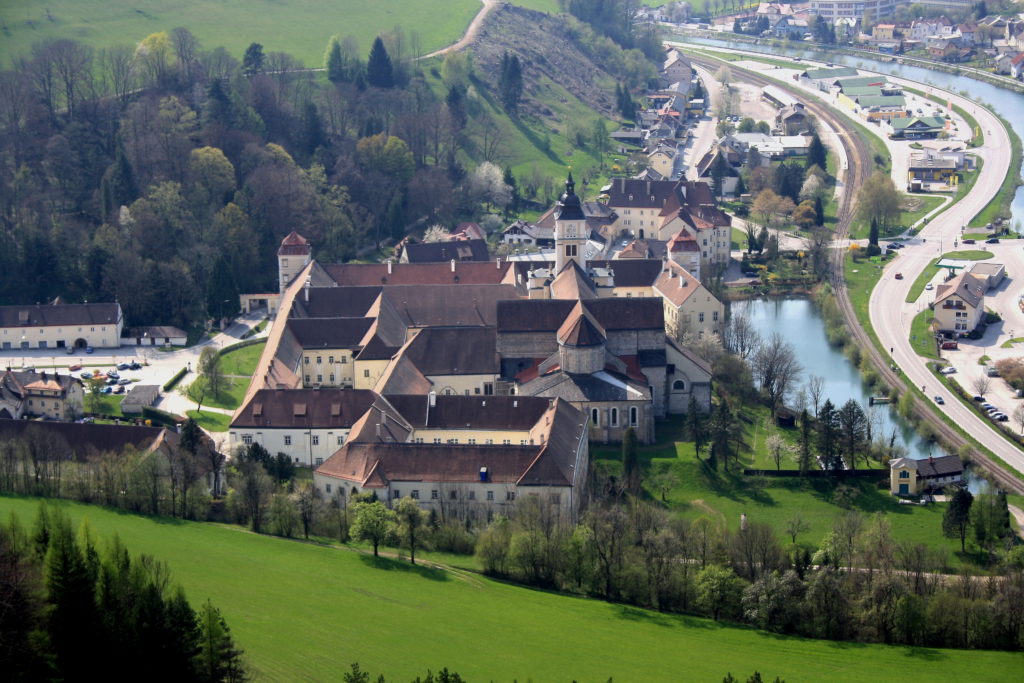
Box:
[1,502,245,681]
[468,492,1024,650]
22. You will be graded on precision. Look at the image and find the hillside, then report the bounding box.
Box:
[2,496,1021,681]
[470,4,618,119]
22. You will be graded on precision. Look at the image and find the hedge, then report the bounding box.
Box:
[141,405,183,428]
[163,367,189,392]
[219,337,265,356]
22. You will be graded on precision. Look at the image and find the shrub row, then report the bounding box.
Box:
[163,367,189,392]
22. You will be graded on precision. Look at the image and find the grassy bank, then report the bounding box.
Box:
[3,495,1021,681]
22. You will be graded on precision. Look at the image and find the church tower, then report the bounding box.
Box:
[554,173,587,272]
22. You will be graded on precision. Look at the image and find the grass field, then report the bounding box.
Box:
[188,376,248,411]
[219,341,266,377]
[592,414,983,568]
[2,495,1021,681]
[186,409,231,432]
[0,0,481,66]
[905,249,993,303]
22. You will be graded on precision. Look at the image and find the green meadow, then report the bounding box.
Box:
[0,0,480,66]
[2,495,1022,681]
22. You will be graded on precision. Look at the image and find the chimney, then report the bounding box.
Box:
[451,259,456,272]
[679,275,686,288]
[496,257,501,269]
[513,399,518,408]
[304,275,310,302]
[479,466,489,483]
[426,390,436,426]
[387,261,393,275]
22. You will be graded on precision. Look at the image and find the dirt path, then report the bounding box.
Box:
[420,0,498,59]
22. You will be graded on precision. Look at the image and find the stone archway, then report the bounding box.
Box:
[73,338,88,349]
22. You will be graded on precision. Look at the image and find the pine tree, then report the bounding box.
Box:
[814,195,825,228]
[806,134,827,171]
[366,37,394,88]
[196,599,246,683]
[100,141,138,219]
[386,192,405,242]
[498,53,524,114]
[242,42,264,76]
[868,217,880,247]
[45,513,100,677]
[326,38,344,83]
[686,395,708,459]
[942,487,973,552]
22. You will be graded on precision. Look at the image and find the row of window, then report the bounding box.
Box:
[413,437,521,445]
[2,326,107,334]
[589,406,639,428]
[240,434,344,446]
[305,356,349,364]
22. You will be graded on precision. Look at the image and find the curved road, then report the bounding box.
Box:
[870,94,1023,476]
[421,0,498,59]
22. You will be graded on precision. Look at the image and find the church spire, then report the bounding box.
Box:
[566,171,575,196]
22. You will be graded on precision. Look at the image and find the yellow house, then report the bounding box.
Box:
[890,456,964,496]
[932,272,984,335]
[0,370,84,421]
[0,302,123,350]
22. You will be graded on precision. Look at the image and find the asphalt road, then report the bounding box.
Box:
[868,94,1023,475]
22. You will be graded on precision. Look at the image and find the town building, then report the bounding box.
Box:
[907,154,959,191]
[313,394,589,521]
[775,103,810,135]
[808,0,897,21]
[122,326,188,347]
[0,302,123,350]
[0,370,84,421]
[932,271,985,335]
[399,238,491,264]
[119,385,161,416]
[890,455,964,495]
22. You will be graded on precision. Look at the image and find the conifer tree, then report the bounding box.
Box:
[366,37,394,88]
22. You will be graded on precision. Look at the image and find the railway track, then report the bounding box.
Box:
[688,54,1024,495]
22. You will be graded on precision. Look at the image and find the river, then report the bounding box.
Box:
[733,297,947,462]
[683,35,1024,225]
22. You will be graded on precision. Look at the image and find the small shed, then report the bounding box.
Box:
[120,385,161,415]
[123,326,188,346]
[968,262,1006,290]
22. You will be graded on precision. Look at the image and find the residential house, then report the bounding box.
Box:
[775,103,809,135]
[0,302,123,351]
[890,456,964,495]
[662,49,692,85]
[0,370,83,421]
[773,16,809,38]
[853,94,907,121]
[502,220,555,248]
[652,260,725,340]
[1011,52,1024,79]
[994,52,1015,74]
[932,271,985,335]
[873,23,897,40]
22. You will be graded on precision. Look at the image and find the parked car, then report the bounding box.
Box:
[981,402,994,410]
[972,395,984,402]
[129,362,142,370]
[80,371,92,380]
[939,366,956,375]
[100,386,112,394]
[117,362,130,370]
[940,341,958,350]
[68,364,82,372]
[114,385,125,394]
[987,367,1000,377]
[962,239,975,244]
[117,378,131,385]
[106,371,119,379]
[85,346,94,354]
[934,395,945,405]
[895,272,904,279]
[65,347,74,355]
[986,238,1000,244]
[995,414,1009,422]
[105,378,117,385]
[925,283,933,290]
[21,366,34,373]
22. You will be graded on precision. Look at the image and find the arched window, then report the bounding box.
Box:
[672,380,686,391]
[610,408,619,427]
[630,407,638,426]
[591,408,599,426]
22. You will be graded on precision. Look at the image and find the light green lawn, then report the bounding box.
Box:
[186,409,231,432]
[188,376,248,411]
[219,341,266,377]
[0,0,480,66]
[2,495,1021,681]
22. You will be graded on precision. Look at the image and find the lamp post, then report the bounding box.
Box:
[142,332,148,366]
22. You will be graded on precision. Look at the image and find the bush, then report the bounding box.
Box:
[164,366,189,391]
[866,243,882,257]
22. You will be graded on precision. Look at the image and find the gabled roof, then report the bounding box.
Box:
[0,302,120,328]
[497,298,664,334]
[394,326,499,376]
[0,419,172,462]
[934,272,985,308]
[278,231,312,256]
[653,261,705,307]
[321,261,514,287]
[232,389,379,429]
[386,394,552,431]
[286,317,375,349]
